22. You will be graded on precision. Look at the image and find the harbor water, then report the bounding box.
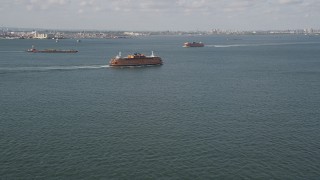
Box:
[1,35,320,179]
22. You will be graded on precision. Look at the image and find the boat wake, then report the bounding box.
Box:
[207,42,320,48]
[0,50,25,53]
[0,65,109,73]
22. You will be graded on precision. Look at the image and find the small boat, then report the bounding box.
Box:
[183,42,204,47]
[109,51,163,66]
[26,45,78,53]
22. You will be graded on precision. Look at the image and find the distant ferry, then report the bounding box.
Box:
[109,52,163,66]
[183,42,204,47]
[26,45,78,53]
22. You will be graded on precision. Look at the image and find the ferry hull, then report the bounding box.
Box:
[183,42,204,47]
[27,49,78,53]
[109,57,162,66]
[183,45,204,47]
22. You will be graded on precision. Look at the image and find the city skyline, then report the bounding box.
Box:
[1,0,320,31]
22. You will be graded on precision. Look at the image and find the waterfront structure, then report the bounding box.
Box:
[33,32,54,39]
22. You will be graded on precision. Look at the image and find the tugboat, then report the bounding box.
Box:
[26,45,78,53]
[183,42,204,47]
[109,51,163,67]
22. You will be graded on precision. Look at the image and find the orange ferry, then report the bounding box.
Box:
[109,52,163,66]
[183,42,204,47]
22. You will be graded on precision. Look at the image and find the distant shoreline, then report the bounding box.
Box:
[1,27,320,40]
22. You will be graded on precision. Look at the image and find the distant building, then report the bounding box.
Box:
[304,28,314,34]
[124,32,141,36]
[33,32,54,39]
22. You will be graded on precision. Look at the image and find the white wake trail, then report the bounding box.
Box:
[207,41,320,48]
[0,51,25,53]
[0,65,109,72]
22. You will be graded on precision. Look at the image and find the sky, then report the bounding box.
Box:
[1,0,320,31]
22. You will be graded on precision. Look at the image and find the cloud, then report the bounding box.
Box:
[79,0,95,7]
[2,0,320,31]
[223,0,256,12]
[7,0,316,15]
[13,0,68,10]
[278,0,302,5]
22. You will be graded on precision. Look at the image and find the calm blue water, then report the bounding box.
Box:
[1,35,320,179]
